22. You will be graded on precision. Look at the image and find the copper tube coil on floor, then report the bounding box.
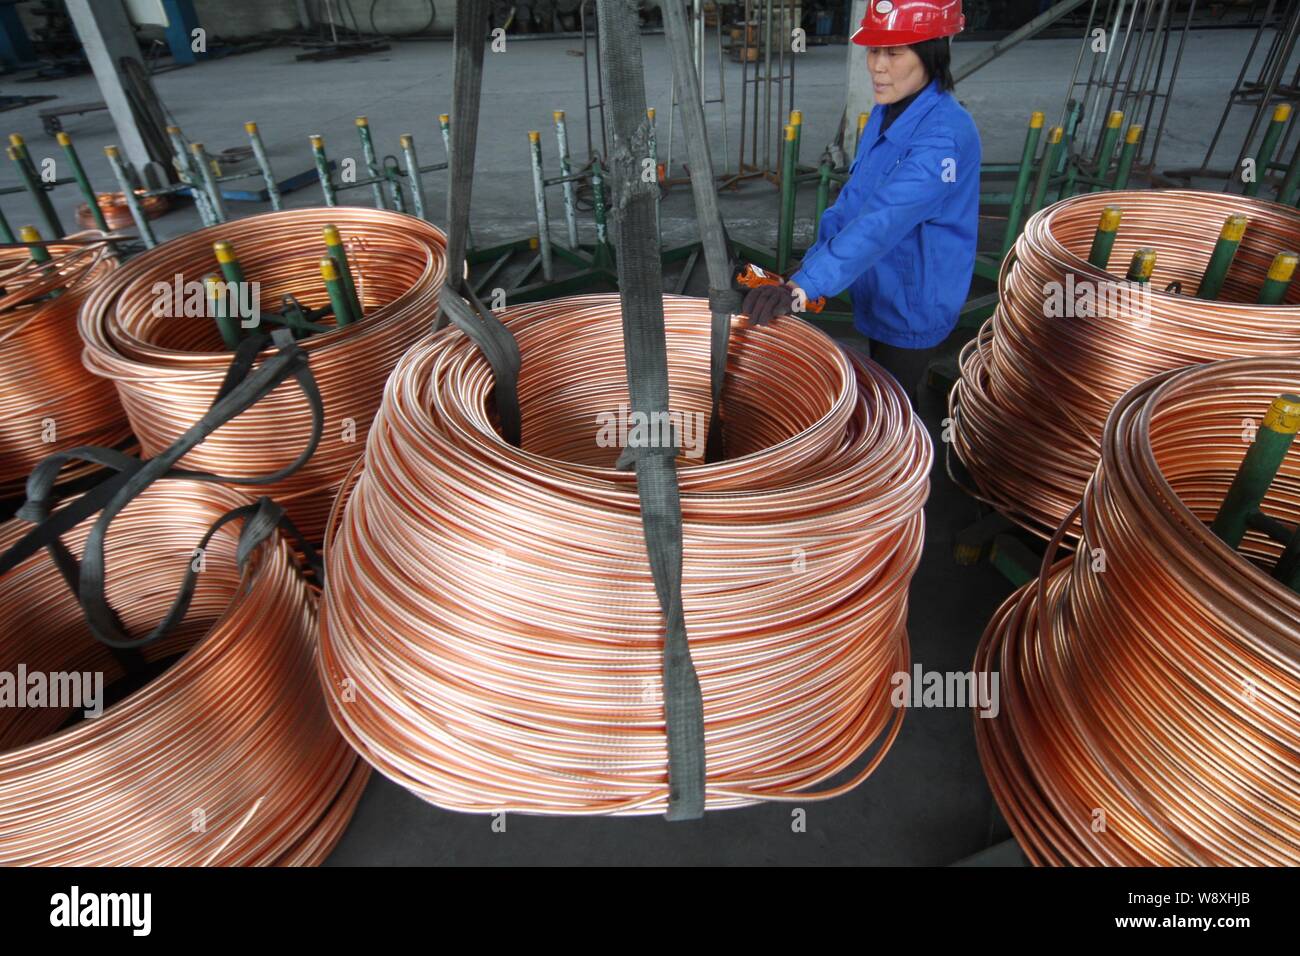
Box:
[950,190,1300,542]
[0,479,368,865]
[77,192,170,232]
[318,294,932,815]
[0,234,130,498]
[974,357,1300,865]
[78,208,447,540]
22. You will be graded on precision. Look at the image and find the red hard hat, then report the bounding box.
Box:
[851,0,965,47]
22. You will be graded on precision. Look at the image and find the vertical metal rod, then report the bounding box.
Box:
[1088,206,1123,268]
[355,116,388,209]
[1126,246,1156,282]
[167,124,214,226]
[56,131,109,231]
[1198,214,1248,300]
[8,135,63,238]
[0,204,14,244]
[189,142,228,223]
[1258,251,1298,304]
[309,134,337,207]
[323,224,363,319]
[1003,112,1045,255]
[814,160,830,241]
[400,134,428,221]
[1028,125,1065,219]
[205,273,241,348]
[528,130,554,280]
[103,145,156,248]
[777,122,796,272]
[1112,123,1143,188]
[1246,102,1292,196]
[1280,137,1300,205]
[1092,109,1125,190]
[245,121,283,211]
[762,0,773,172]
[1212,394,1300,548]
[320,256,358,326]
[554,110,580,248]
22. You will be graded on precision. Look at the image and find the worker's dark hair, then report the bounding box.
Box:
[911,37,955,92]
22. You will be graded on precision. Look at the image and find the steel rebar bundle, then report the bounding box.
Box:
[974,357,1300,866]
[951,189,1300,541]
[318,294,932,815]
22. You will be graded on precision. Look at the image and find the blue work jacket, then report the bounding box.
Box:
[791,79,981,348]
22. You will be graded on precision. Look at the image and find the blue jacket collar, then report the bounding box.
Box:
[881,78,945,145]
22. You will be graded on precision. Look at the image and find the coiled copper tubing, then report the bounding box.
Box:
[78,208,447,539]
[974,357,1300,865]
[0,479,367,865]
[318,294,932,815]
[951,190,1300,542]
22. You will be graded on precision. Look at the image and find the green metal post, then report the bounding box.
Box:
[1127,248,1157,284]
[1199,215,1249,300]
[1279,138,1300,207]
[590,161,611,268]
[212,240,253,329]
[1112,124,1143,190]
[320,256,358,327]
[1088,206,1123,269]
[0,204,14,244]
[102,145,156,248]
[815,161,831,242]
[399,134,427,221]
[1212,394,1300,547]
[167,124,214,226]
[1002,111,1045,256]
[309,134,337,207]
[323,224,363,320]
[1246,103,1291,198]
[1028,125,1064,219]
[1258,251,1298,304]
[356,116,387,209]
[190,142,229,222]
[55,131,108,231]
[205,273,242,349]
[19,224,50,264]
[777,123,798,273]
[527,129,553,281]
[8,136,63,238]
[1092,110,1124,192]
[245,121,283,211]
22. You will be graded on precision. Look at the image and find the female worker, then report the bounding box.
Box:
[742,0,981,401]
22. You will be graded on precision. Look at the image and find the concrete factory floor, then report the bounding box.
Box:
[0,28,1262,864]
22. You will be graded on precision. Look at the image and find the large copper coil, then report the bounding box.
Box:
[950,189,1300,541]
[319,294,932,815]
[0,479,368,865]
[0,234,129,497]
[79,208,447,539]
[974,356,1300,865]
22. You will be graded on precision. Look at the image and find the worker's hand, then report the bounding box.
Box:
[741,282,795,327]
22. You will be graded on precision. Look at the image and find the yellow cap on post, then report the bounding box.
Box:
[646,108,655,122]
[1221,215,1249,242]
[1269,251,1299,283]
[790,110,803,126]
[528,130,540,144]
[1274,103,1293,123]
[857,112,870,134]
[55,131,71,147]
[8,133,23,148]
[104,145,119,158]
[166,125,181,135]
[553,110,565,122]
[1264,394,1300,435]
[399,133,413,148]
[1107,111,1124,129]
[244,121,258,135]
[213,240,237,264]
[355,116,369,127]
[1029,111,1045,129]
[784,124,796,142]
[1130,248,1157,280]
[309,134,324,149]
[189,141,204,154]
[1099,206,1123,232]
[18,225,41,243]
[1126,125,1144,144]
[439,114,449,125]
[320,257,340,281]
[1048,126,1064,144]
[323,224,342,246]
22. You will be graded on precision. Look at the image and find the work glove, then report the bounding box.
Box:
[741,283,795,327]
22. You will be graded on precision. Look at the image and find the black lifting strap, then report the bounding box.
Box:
[597,0,706,821]
[661,0,743,463]
[437,0,523,447]
[0,328,324,651]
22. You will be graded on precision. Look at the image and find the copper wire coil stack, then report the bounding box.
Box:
[0,479,368,865]
[0,233,130,497]
[318,294,932,815]
[79,207,447,540]
[950,189,1300,541]
[77,191,170,232]
[974,357,1300,865]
